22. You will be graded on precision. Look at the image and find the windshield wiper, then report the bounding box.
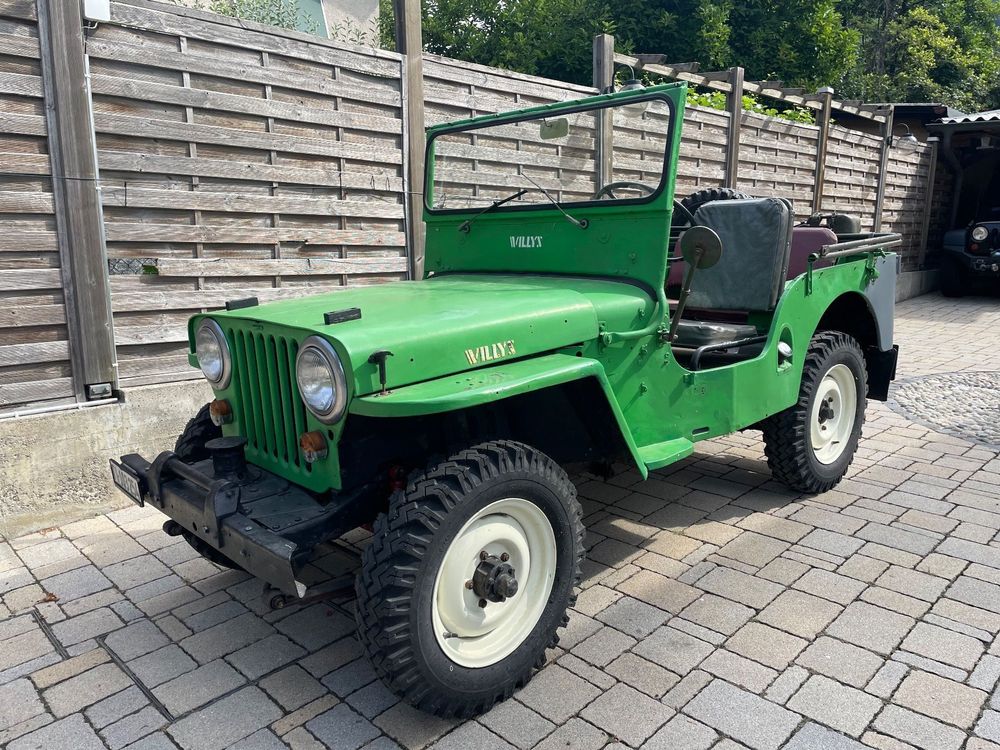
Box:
[521,174,588,230]
[458,189,530,233]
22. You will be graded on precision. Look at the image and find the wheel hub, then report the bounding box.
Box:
[809,364,857,465]
[431,497,556,668]
[472,553,519,604]
[817,399,835,424]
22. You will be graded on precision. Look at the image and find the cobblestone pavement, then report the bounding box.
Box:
[3,292,1000,750]
[890,372,1000,449]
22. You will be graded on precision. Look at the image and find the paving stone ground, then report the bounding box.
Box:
[2,292,1000,750]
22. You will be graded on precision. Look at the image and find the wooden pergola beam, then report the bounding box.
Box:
[616,51,888,122]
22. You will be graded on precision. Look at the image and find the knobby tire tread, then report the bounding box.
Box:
[762,331,865,494]
[355,439,583,718]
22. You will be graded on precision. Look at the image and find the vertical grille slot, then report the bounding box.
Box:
[225,325,312,476]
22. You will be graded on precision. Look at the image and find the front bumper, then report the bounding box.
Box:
[946,248,1000,276]
[110,447,365,597]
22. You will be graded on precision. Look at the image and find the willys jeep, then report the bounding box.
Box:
[110,82,900,717]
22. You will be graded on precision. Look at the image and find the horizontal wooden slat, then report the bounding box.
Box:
[0,111,46,137]
[0,269,62,291]
[100,186,404,218]
[0,70,42,97]
[0,339,69,366]
[110,286,346,312]
[86,38,402,109]
[104,223,405,246]
[110,1,402,77]
[0,228,56,251]
[0,189,53,213]
[0,378,74,408]
[0,152,50,176]
[0,303,66,327]
[153,256,407,277]
[89,75,402,134]
[0,0,36,21]
[423,54,594,98]
[92,112,402,165]
[0,31,40,59]
[96,151,402,192]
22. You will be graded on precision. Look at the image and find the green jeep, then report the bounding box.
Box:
[110,82,900,717]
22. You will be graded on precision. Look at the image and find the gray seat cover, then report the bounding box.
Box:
[686,197,794,312]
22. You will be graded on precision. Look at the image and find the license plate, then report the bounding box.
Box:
[109,460,143,506]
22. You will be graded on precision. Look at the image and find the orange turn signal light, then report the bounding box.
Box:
[299,431,328,463]
[209,399,232,426]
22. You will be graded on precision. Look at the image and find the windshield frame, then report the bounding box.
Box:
[423,90,678,217]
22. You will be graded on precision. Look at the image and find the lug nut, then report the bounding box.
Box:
[465,580,473,590]
[478,598,488,608]
[479,550,488,561]
[500,552,510,562]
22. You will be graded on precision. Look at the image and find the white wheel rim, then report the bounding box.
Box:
[810,363,857,464]
[432,497,556,668]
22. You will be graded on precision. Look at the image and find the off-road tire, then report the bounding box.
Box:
[355,440,584,718]
[173,403,221,463]
[172,403,238,570]
[939,256,965,298]
[762,331,867,494]
[681,187,752,215]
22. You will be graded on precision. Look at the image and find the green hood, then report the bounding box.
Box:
[212,274,653,396]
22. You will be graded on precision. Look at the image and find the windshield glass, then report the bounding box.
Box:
[427,95,674,212]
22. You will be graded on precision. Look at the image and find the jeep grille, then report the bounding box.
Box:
[224,324,311,476]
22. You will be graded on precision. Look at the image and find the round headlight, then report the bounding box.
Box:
[296,336,347,424]
[971,225,989,242]
[195,320,231,388]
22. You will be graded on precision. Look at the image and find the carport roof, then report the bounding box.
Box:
[934,109,1000,126]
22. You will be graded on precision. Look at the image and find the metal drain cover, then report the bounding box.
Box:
[889,371,1000,450]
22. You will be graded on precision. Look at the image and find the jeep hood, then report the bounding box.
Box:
[214,274,652,396]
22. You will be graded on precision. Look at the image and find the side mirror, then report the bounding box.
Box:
[680,225,723,269]
[669,226,723,342]
[539,118,569,140]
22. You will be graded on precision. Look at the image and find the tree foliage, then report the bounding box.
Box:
[378,0,1000,112]
[209,0,318,33]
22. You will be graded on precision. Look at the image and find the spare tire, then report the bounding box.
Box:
[681,187,752,215]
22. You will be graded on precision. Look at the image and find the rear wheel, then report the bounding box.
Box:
[762,332,866,493]
[355,440,583,718]
[939,256,965,297]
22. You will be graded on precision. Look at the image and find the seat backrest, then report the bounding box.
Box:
[686,197,794,312]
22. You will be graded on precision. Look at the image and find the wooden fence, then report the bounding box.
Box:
[90,1,408,388]
[0,0,74,408]
[0,0,944,414]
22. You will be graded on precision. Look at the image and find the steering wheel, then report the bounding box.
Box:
[592,181,653,200]
[672,200,696,228]
[593,181,696,230]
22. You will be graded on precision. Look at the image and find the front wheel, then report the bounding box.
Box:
[762,331,867,493]
[355,440,583,718]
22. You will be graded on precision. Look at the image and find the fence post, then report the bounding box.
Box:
[593,34,614,187]
[393,0,426,280]
[812,86,834,213]
[37,0,116,400]
[725,66,744,188]
[917,136,939,269]
[872,105,894,232]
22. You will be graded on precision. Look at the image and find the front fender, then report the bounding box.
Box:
[349,353,648,476]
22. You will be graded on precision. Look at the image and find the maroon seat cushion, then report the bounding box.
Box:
[787,227,836,278]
